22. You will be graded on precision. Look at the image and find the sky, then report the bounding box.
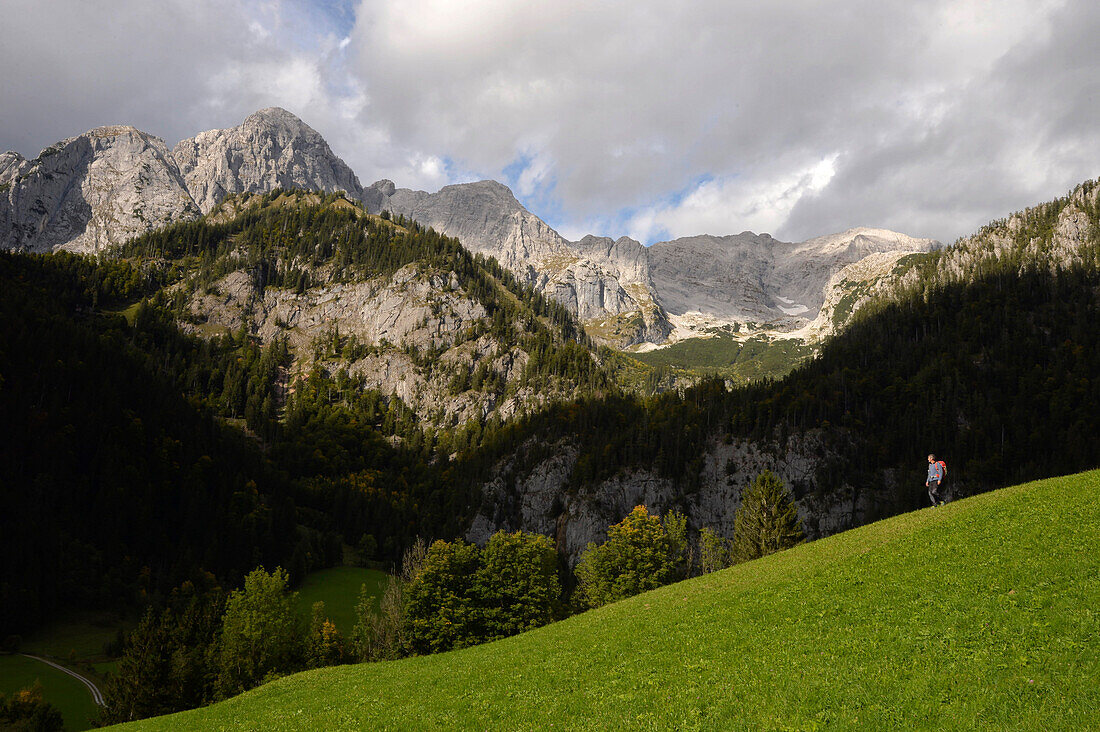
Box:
[1,0,1098,245]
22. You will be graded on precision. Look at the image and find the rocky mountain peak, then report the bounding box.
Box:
[86,124,143,139]
[378,179,567,262]
[368,179,397,196]
[0,125,199,253]
[242,106,306,129]
[424,180,527,221]
[0,151,26,184]
[172,108,363,213]
[362,179,396,213]
[796,227,938,256]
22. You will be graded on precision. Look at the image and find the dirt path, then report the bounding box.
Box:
[20,653,105,706]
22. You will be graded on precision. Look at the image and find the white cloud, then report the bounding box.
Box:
[628,156,838,242]
[2,0,1099,245]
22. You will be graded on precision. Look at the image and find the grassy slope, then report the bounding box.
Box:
[631,333,813,383]
[0,654,98,730]
[294,567,390,635]
[122,471,1099,730]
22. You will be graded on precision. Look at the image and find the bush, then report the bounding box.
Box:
[698,526,733,574]
[401,532,563,655]
[0,683,63,731]
[305,601,345,668]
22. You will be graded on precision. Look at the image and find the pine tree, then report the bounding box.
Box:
[730,470,804,563]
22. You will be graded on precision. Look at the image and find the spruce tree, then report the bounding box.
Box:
[731,470,804,563]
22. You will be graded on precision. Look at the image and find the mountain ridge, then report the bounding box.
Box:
[1,107,938,347]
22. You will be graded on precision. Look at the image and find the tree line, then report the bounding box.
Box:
[102,471,801,723]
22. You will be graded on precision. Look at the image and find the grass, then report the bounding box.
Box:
[13,611,127,728]
[102,301,142,325]
[20,611,123,660]
[294,567,390,636]
[118,470,1100,730]
[632,332,813,383]
[0,654,99,730]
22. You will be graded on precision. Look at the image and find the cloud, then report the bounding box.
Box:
[628,157,838,242]
[343,0,1100,242]
[0,0,452,192]
[2,0,1099,244]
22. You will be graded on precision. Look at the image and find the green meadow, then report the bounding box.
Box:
[120,470,1099,730]
[632,332,813,383]
[0,654,99,730]
[294,566,390,635]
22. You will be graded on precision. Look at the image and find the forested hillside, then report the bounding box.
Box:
[0,253,333,635]
[5,180,1100,640]
[0,192,615,636]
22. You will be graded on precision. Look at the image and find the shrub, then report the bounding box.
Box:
[306,601,345,668]
[0,683,63,731]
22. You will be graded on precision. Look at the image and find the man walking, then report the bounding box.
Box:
[926,454,946,506]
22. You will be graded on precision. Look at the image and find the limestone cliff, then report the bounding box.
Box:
[172,107,363,213]
[467,431,871,565]
[0,127,199,253]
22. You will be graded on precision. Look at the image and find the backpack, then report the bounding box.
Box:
[936,460,947,479]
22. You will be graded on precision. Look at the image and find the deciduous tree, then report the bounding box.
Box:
[575,505,677,608]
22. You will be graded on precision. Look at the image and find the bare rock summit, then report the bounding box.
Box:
[172,107,363,213]
[0,126,199,254]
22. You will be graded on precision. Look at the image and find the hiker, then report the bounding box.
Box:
[926,454,947,506]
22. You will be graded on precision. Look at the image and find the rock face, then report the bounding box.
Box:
[0,127,200,253]
[467,431,870,565]
[172,108,363,213]
[374,179,673,345]
[0,151,26,184]
[649,227,940,327]
[796,250,922,342]
[186,259,570,427]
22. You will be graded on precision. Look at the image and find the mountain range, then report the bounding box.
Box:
[0,107,938,347]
